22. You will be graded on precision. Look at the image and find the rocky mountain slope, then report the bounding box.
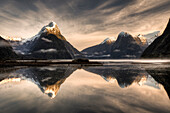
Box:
[110,32,148,59]
[81,37,115,59]
[141,19,170,58]
[17,22,80,59]
[0,36,18,60]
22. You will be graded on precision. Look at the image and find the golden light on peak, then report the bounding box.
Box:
[0,34,22,41]
[46,23,66,40]
[44,79,66,99]
[105,76,117,83]
[134,35,147,46]
[138,76,147,86]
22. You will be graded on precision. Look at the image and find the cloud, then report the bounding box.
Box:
[0,0,169,50]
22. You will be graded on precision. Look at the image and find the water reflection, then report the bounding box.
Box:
[0,63,170,113]
[0,64,169,98]
[84,65,159,89]
[145,67,170,99]
[0,66,77,98]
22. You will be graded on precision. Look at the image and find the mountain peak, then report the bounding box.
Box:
[46,21,59,32]
[48,21,57,27]
[118,31,130,37]
[137,34,143,37]
[44,21,66,40]
[29,21,66,42]
[116,31,133,44]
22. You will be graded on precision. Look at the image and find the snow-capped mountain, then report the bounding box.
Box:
[81,37,115,59]
[29,21,66,42]
[110,31,148,59]
[17,22,80,59]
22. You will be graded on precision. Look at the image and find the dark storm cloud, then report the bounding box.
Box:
[0,0,169,50]
[129,1,170,17]
[0,0,38,11]
[101,0,136,10]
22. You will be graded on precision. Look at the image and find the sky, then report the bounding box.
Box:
[0,0,169,50]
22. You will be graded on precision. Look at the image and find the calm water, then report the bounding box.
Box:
[0,60,170,113]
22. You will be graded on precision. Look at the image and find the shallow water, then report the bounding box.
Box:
[0,61,170,113]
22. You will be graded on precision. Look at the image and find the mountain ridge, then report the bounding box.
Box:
[141,19,170,58]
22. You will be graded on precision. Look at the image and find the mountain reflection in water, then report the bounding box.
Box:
[0,62,170,113]
[83,65,159,88]
[0,66,77,98]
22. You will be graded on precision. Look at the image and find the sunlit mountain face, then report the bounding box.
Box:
[45,22,66,40]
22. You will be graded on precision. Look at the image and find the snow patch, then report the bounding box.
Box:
[39,67,57,71]
[41,37,52,43]
[114,49,120,52]
[124,55,136,58]
[41,77,52,82]
[15,50,25,55]
[36,49,57,53]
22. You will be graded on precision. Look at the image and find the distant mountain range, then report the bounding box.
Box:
[82,31,154,59]
[141,19,170,58]
[0,19,169,60]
